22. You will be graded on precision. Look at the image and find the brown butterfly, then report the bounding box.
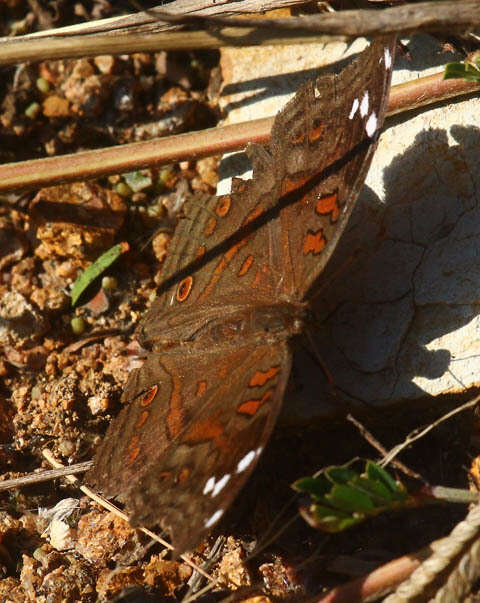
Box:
[87,36,396,554]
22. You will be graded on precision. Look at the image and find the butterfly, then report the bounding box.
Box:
[87,36,396,554]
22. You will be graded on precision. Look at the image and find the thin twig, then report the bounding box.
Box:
[22,0,313,37]
[0,461,92,491]
[346,414,423,481]
[317,549,430,602]
[147,0,480,36]
[185,535,225,596]
[1,73,478,193]
[380,395,480,469]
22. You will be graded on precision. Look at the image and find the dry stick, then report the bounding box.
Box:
[346,414,423,481]
[185,535,225,595]
[1,73,479,193]
[0,24,320,64]
[316,549,431,603]
[21,0,313,37]
[0,1,478,64]
[380,395,480,469]
[0,116,272,193]
[0,461,92,491]
[41,449,214,583]
[145,0,480,35]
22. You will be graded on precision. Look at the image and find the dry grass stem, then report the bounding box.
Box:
[1,74,479,193]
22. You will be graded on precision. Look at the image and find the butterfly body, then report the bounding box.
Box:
[87,37,396,554]
[142,296,307,349]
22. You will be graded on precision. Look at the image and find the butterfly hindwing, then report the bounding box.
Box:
[90,342,291,554]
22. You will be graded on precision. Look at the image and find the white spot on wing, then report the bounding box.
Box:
[360,91,369,117]
[203,476,215,495]
[384,47,392,70]
[204,508,224,528]
[349,98,359,120]
[365,112,378,138]
[212,473,231,496]
[236,450,256,474]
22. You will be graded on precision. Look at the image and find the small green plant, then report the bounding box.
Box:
[293,461,480,533]
[293,461,411,532]
[444,53,480,83]
[70,242,129,307]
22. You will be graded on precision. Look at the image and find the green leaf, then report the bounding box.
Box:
[325,466,358,485]
[349,475,393,504]
[366,462,405,500]
[292,476,331,500]
[71,242,129,307]
[444,61,480,83]
[326,484,375,514]
[311,504,351,522]
[309,504,360,532]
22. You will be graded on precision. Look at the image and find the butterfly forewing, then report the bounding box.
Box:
[137,37,394,350]
[270,36,396,299]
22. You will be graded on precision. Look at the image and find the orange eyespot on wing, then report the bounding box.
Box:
[176,276,193,302]
[140,386,158,407]
[216,196,231,217]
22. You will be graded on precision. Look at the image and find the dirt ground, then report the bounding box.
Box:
[0,1,478,601]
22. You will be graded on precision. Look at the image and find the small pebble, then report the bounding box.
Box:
[24,102,41,119]
[101,276,117,290]
[115,182,132,197]
[32,547,48,564]
[157,166,175,188]
[36,77,50,94]
[71,316,86,335]
[88,395,109,415]
[58,438,75,457]
[146,204,163,217]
